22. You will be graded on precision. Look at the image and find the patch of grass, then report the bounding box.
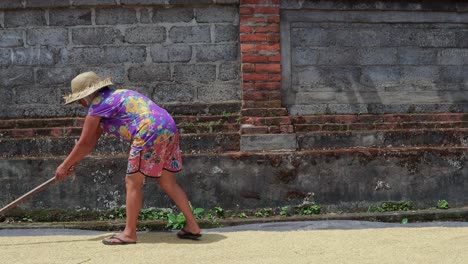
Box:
[255,208,273,217]
[280,206,290,217]
[166,212,186,230]
[214,206,225,218]
[238,212,248,218]
[368,201,413,213]
[437,200,449,210]
[298,204,321,215]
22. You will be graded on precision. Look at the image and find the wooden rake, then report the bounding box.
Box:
[0,176,56,216]
[0,167,75,215]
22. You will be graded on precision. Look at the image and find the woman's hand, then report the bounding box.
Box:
[55,163,75,181]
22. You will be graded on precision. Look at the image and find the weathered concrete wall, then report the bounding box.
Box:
[281,0,468,114]
[1,149,467,212]
[0,1,240,118]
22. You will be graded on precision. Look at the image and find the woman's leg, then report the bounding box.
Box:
[103,172,145,243]
[157,170,200,235]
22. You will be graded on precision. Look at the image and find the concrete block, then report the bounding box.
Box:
[295,92,336,104]
[397,48,438,65]
[121,0,167,4]
[173,64,216,83]
[455,31,468,47]
[0,0,23,9]
[73,0,116,5]
[240,134,297,151]
[438,66,468,84]
[197,83,240,101]
[36,67,79,86]
[214,25,238,43]
[0,67,34,87]
[80,66,127,84]
[292,66,320,85]
[169,0,212,4]
[291,27,328,47]
[72,27,122,45]
[153,83,196,103]
[292,47,319,66]
[0,49,11,66]
[360,66,401,88]
[65,46,146,65]
[213,0,238,3]
[12,47,56,66]
[27,28,68,46]
[4,10,45,27]
[289,104,328,115]
[96,7,137,25]
[417,29,457,47]
[153,6,194,23]
[359,48,397,65]
[327,104,369,114]
[317,48,359,65]
[195,44,238,62]
[140,7,151,23]
[437,49,468,65]
[14,86,60,105]
[128,64,171,82]
[195,6,238,23]
[125,26,166,44]
[49,9,92,26]
[293,66,361,91]
[150,45,192,63]
[169,26,210,43]
[401,66,439,85]
[218,62,239,81]
[327,28,390,47]
[26,0,69,8]
[391,29,456,47]
[0,29,23,47]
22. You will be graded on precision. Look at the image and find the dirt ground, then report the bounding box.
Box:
[2,227,468,264]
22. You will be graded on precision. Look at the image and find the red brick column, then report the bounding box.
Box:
[239,0,292,134]
[240,0,281,109]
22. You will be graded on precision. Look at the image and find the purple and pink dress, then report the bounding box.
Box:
[88,88,182,177]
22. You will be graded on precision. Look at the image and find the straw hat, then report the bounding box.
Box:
[63,71,113,104]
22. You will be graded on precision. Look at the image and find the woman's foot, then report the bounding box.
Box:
[177,223,201,240]
[177,228,202,240]
[102,233,137,245]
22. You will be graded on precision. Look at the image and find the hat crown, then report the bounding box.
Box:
[64,71,113,104]
[71,71,102,94]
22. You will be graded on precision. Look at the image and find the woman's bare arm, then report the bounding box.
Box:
[55,115,103,180]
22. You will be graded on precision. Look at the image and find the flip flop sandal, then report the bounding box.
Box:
[177,228,202,240]
[102,235,137,245]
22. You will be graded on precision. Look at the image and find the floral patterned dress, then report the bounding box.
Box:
[88,88,182,177]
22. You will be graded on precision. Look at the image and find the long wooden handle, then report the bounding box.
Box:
[0,176,56,215]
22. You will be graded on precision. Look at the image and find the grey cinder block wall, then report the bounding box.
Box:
[0,1,240,118]
[281,0,468,115]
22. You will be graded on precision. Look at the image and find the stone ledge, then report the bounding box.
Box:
[3,207,468,231]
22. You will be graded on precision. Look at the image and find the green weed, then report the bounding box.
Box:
[437,200,449,210]
[368,201,413,213]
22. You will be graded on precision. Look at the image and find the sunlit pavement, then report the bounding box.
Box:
[2,221,468,264]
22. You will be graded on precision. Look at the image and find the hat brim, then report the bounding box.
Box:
[63,78,113,105]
